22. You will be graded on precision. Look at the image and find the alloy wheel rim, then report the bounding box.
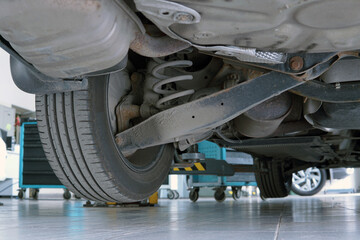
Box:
[292,167,322,192]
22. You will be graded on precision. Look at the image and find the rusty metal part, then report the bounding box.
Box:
[227,73,240,81]
[116,96,141,132]
[247,69,265,80]
[224,73,241,88]
[115,71,305,155]
[139,104,160,119]
[289,56,304,71]
[130,32,190,57]
[177,131,213,151]
[218,51,346,80]
[130,72,143,83]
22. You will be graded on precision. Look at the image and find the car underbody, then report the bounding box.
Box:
[1,0,360,202]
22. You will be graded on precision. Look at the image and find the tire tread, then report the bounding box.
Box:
[36,91,130,202]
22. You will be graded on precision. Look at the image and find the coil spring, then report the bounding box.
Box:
[152,60,195,109]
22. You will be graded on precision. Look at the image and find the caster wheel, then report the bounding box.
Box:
[214,189,226,202]
[173,190,179,199]
[74,195,81,200]
[63,190,71,200]
[189,189,199,202]
[18,190,24,199]
[232,187,241,201]
[30,189,39,199]
[167,190,175,199]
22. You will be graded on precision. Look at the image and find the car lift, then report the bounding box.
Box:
[170,158,254,176]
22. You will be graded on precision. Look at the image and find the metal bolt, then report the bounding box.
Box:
[289,56,304,71]
[115,137,123,146]
[227,73,240,81]
[173,12,195,23]
[224,73,241,88]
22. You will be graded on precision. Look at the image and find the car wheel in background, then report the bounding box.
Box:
[291,167,327,196]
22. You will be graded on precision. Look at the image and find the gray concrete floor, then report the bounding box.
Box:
[0,194,360,240]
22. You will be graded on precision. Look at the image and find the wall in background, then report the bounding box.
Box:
[0,49,35,112]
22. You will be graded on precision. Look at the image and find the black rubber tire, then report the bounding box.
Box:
[63,189,71,200]
[255,158,292,199]
[214,189,226,202]
[189,189,199,202]
[18,190,24,199]
[35,74,173,203]
[291,168,327,196]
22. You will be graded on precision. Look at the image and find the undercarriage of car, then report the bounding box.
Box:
[1,0,360,202]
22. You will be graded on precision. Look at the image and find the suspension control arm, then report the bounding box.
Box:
[291,80,360,103]
[116,71,305,155]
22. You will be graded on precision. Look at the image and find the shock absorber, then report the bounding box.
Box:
[152,60,195,109]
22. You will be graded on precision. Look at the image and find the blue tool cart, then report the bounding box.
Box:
[187,141,257,202]
[18,122,72,200]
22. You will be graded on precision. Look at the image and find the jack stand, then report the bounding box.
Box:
[83,200,96,207]
[172,152,205,169]
[83,192,159,208]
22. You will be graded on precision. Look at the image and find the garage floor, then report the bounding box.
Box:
[0,194,359,240]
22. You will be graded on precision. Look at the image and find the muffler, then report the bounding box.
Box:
[0,0,189,79]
